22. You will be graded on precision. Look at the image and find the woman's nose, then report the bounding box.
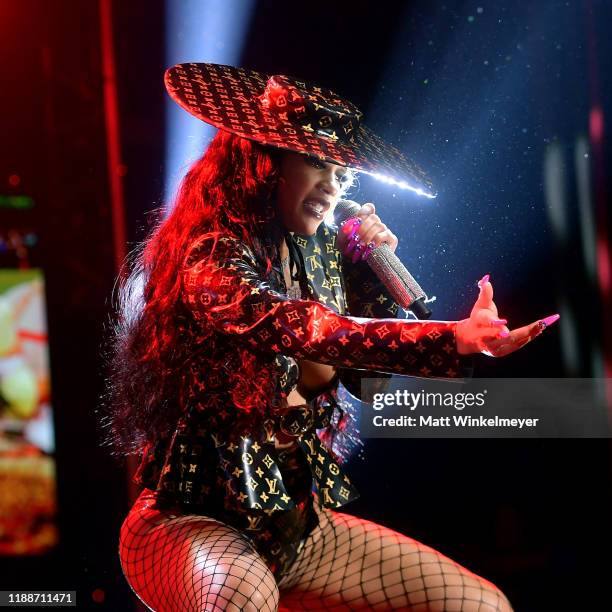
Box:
[318,175,339,197]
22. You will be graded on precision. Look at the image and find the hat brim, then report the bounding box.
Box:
[165,63,436,197]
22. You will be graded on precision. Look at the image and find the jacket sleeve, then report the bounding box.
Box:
[337,249,407,400]
[341,240,474,382]
[181,235,467,379]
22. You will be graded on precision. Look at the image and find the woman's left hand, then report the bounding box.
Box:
[456,274,560,356]
[337,203,398,263]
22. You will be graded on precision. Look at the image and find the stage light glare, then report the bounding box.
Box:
[366,171,437,198]
[164,0,255,208]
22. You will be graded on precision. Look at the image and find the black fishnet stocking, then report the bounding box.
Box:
[119,491,512,611]
[278,501,513,611]
[119,490,279,611]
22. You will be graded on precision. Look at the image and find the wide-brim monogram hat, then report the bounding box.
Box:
[165,62,436,198]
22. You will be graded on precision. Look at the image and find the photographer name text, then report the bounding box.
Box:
[372,415,539,428]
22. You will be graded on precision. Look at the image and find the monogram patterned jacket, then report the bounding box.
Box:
[133,221,469,520]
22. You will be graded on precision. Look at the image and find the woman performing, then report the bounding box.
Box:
[103,63,558,611]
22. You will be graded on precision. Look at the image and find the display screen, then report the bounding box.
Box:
[0,257,58,554]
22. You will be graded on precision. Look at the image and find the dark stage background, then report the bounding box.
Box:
[1,1,611,610]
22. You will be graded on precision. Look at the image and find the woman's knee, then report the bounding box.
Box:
[485,585,514,612]
[201,555,279,612]
[119,509,280,611]
[428,576,513,612]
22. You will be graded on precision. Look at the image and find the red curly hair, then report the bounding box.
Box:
[100,131,285,456]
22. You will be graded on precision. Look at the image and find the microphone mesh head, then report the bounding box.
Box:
[334,200,361,225]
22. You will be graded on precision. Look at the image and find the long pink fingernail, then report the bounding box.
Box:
[540,313,560,328]
[492,318,507,325]
[350,241,364,263]
[344,238,357,256]
[360,242,375,261]
[342,217,360,234]
[478,274,490,288]
[498,330,510,338]
[347,224,360,241]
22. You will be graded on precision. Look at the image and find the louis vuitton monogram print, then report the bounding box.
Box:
[258,74,363,148]
[297,223,414,402]
[164,63,436,196]
[289,224,347,315]
[182,230,464,379]
[135,396,358,511]
[133,223,468,579]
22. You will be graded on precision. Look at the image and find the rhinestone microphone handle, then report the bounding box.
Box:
[335,200,432,319]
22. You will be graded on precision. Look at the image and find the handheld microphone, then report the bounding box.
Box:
[334,200,432,320]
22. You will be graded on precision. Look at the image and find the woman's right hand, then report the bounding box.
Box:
[456,274,559,357]
[337,203,398,263]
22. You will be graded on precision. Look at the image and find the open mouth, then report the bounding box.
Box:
[303,200,327,220]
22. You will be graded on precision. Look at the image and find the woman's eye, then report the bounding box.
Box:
[304,156,326,169]
[304,156,351,187]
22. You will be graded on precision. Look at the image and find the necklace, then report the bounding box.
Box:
[287,283,302,299]
[281,253,302,298]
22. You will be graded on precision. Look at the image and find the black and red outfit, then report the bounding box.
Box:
[124,221,467,582]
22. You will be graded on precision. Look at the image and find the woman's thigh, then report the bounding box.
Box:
[279,503,512,611]
[119,490,279,612]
